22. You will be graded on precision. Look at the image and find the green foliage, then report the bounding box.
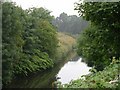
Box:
[57,58,120,88]
[2,2,58,85]
[24,7,58,59]
[27,7,53,23]
[75,2,120,30]
[76,2,120,70]
[2,2,25,84]
[77,25,116,70]
[14,51,54,75]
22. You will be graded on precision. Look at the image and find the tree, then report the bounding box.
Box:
[23,7,58,60]
[76,2,120,70]
[52,12,88,34]
[2,2,25,84]
[2,2,58,85]
[75,2,120,30]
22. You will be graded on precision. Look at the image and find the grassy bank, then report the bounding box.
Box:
[57,58,120,89]
[54,32,76,64]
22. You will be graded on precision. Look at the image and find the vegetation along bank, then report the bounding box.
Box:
[57,1,120,89]
[2,2,76,86]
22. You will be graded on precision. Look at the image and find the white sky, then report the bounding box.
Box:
[11,0,80,17]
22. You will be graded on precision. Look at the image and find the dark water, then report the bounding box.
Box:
[6,54,91,88]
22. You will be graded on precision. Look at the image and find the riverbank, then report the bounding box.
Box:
[6,49,78,88]
[5,32,77,88]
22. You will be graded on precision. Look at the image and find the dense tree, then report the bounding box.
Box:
[2,2,58,85]
[76,2,120,30]
[2,2,25,84]
[26,8,58,59]
[76,2,120,70]
[77,25,114,70]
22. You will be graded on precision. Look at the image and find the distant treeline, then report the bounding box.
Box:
[52,12,88,34]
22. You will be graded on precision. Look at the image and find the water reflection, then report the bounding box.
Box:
[57,58,92,84]
[6,56,91,88]
[6,55,76,88]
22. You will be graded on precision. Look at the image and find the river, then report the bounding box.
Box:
[6,53,91,88]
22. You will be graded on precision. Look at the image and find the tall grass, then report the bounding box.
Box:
[54,32,76,63]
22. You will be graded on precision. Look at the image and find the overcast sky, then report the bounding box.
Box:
[11,0,80,17]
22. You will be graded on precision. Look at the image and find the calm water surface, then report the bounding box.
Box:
[7,56,91,88]
[57,58,91,84]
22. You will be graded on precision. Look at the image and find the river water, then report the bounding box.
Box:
[7,55,91,88]
[57,57,91,84]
